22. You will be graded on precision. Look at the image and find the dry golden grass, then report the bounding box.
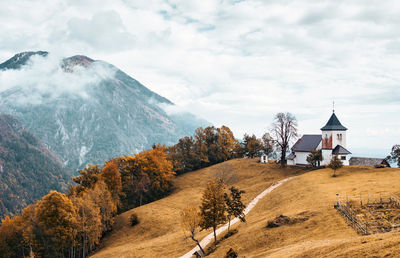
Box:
[207,165,400,258]
[92,161,400,258]
[91,159,307,258]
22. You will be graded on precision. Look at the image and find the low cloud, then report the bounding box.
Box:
[1,0,400,150]
[0,53,116,105]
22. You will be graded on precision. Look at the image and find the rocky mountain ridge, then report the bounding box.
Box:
[0,51,208,173]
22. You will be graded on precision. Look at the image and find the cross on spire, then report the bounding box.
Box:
[333,100,335,113]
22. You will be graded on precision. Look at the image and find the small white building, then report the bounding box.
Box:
[260,154,268,163]
[287,112,351,166]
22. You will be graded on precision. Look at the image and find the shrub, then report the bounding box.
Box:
[130,213,139,226]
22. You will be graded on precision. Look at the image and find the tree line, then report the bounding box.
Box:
[0,114,300,257]
[167,125,277,175]
[0,124,255,258]
[0,145,175,258]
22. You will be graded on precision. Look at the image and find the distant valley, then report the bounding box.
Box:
[0,114,69,218]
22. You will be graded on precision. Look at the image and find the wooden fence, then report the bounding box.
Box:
[335,195,400,235]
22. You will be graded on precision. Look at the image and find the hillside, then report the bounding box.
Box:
[201,165,400,257]
[91,159,309,257]
[92,160,400,257]
[0,51,208,173]
[0,114,70,219]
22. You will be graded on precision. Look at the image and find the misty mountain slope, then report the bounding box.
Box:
[0,114,70,219]
[0,52,208,173]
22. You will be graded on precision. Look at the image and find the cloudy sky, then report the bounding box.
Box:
[1,0,399,154]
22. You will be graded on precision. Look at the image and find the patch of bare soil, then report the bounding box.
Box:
[266,211,313,228]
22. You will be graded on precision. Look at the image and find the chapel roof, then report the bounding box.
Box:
[292,134,322,152]
[332,145,351,155]
[321,112,347,131]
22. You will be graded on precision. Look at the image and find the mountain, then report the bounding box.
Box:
[0,51,208,173]
[0,114,70,219]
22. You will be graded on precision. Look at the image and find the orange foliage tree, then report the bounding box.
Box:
[72,193,102,257]
[35,191,78,257]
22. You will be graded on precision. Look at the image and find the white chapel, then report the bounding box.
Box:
[287,111,351,166]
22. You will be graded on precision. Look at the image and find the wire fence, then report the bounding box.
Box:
[335,194,400,235]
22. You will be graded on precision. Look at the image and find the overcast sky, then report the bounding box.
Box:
[1,0,399,153]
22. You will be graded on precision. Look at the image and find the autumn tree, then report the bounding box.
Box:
[167,136,199,174]
[134,170,151,206]
[261,132,276,158]
[133,145,175,201]
[194,127,210,168]
[167,125,238,175]
[306,149,323,168]
[216,125,238,162]
[72,193,102,258]
[101,161,123,205]
[180,206,205,255]
[0,215,25,258]
[20,204,37,257]
[224,187,246,233]
[72,164,102,194]
[35,191,78,257]
[271,112,298,168]
[241,134,263,158]
[328,155,343,177]
[199,178,226,243]
[86,181,117,232]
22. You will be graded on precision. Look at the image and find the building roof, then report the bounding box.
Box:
[332,145,351,155]
[292,135,322,152]
[287,152,296,160]
[349,157,390,167]
[321,112,347,131]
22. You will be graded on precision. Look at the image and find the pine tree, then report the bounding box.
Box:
[306,149,323,168]
[224,186,246,233]
[199,178,226,243]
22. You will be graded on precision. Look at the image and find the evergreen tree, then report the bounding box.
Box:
[306,149,323,168]
[224,187,246,233]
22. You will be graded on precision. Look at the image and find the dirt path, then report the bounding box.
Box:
[180,176,296,258]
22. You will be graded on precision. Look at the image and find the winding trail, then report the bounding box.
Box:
[180,176,296,258]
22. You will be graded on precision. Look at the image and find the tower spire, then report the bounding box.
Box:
[333,100,335,113]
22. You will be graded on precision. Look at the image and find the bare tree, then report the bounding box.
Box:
[270,113,298,168]
[180,206,205,254]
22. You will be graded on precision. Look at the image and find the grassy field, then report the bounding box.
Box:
[91,159,307,258]
[92,160,400,257]
[207,165,400,257]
